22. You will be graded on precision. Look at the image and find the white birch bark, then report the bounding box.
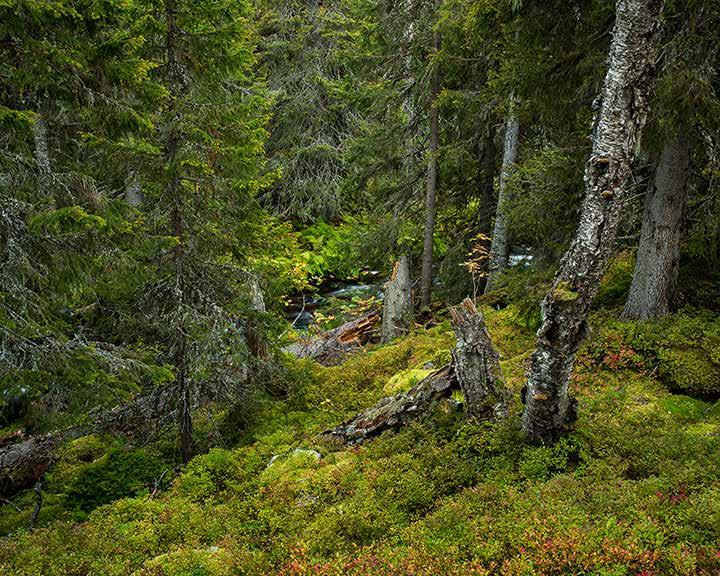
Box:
[521,0,665,443]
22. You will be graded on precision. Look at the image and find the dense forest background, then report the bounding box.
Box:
[1,0,720,574]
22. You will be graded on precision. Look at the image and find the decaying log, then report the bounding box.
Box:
[284,309,381,366]
[0,385,177,499]
[0,432,68,501]
[450,298,508,419]
[381,256,414,343]
[326,299,509,444]
[325,364,458,443]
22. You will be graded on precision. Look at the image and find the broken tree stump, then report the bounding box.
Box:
[324,364,458,444]
[450,298,508,420]
[381,256,414,343]
[284,309,381,366]
[324,299,510,445]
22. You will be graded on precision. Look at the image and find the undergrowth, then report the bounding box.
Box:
[1,307,719,575]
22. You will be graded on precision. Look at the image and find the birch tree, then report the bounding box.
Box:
[522,0,665,443]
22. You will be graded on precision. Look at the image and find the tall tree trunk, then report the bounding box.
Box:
[476,126,497,294]
[164,0,193,463]
[521,0,664,443]
[484,101,519,294]
[246,275,269,359]
[623,129,690,319]
[420,7,441,309]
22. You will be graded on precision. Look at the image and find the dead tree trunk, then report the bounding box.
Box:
[420,4,441,309]
[325,365,457,444]
[484,99,519,294]
[327,299,508,444]
[521,0,664,443]
[450,299,508,419]
[0,385,177,499]
[382,256,414,342]
[623,129,690,319]
[246,275,269,359]
[32,113,52,194]
[284,310,381,365]
[124,172,144,207]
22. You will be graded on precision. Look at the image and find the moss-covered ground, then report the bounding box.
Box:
[1,306,719,575]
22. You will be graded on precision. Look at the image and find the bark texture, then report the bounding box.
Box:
[522,0,664,443]
[624,129,690,319]
[475,127,497,294]
[420,10,441,309]
[381,256,414,343]
[325,365,457,444]
[450,298,508,419]
[246,275,269,359]
[284,310,381,366]
[485,102,519,294]
[32,114,52,192]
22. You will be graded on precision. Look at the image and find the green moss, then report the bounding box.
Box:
[64,448,167,512]
[658,347,720,396]
[382,368,434,395]
[2,311,720,575]
[580,309,720,397]
[552,280,580,302]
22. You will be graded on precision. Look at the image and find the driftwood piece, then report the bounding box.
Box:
[284,310,381,366]
[325,364,458,444]
[381,256,414,343]
[0,385,177,499]
[450,298,508,419]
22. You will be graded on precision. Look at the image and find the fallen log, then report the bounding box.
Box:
[325,364,458,444]
[284,309,381,366]
[325,299,509,444]
[0,385,177,499]
[450,298,508,420]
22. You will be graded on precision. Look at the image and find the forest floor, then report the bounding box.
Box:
[1,305,719,575]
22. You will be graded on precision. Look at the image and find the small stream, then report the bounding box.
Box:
[285,281,382,329]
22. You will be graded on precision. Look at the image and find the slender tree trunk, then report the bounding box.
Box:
[124,172,144,207]
[476,127,497,294]
[32,113,52,193]
[420,8,441,309]
[164,0,193,463]
[521,0,664,443]
[623,129,690,319]
[484,101,519,294]
[246,275,269,359]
